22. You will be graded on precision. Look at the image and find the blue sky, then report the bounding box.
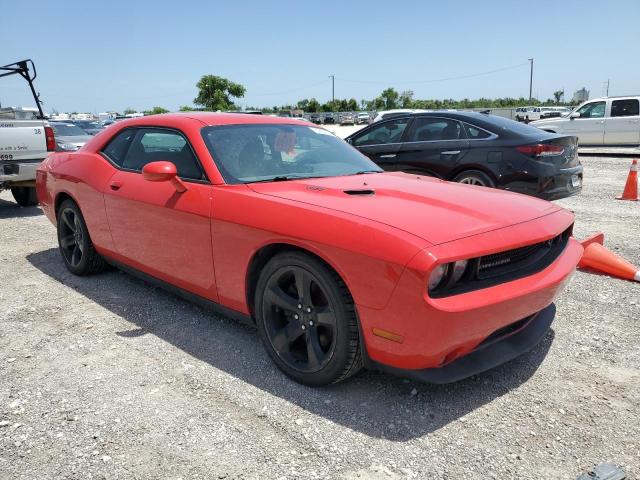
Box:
[2,0,638,113]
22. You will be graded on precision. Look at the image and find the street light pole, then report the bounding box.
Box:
[329,75,335,104]
[528,58,534,102]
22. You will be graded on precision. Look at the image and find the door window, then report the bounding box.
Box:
[611,99,639,117]
[352,119,409,146]
[101,129,136,166]
[576,101,605,118]
[121,129,205,181]
[408,118,464,142]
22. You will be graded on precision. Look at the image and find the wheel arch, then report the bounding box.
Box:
[245,242,353,322]
[448,165,498,184]
[54,191,79,219]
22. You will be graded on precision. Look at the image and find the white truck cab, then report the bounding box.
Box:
[0,60,53,206]
[531,96,640,145]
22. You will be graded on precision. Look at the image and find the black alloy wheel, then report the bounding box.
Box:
[255,252,362,386]
[56,199,106,275]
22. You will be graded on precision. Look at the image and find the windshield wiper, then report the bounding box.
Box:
[353,170,382,175]
[249,174,328,183]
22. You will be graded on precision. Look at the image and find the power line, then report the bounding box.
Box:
[335,62,529,85]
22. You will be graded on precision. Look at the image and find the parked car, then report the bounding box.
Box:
[339,112,356,125]
[309,113,322,124]
[371,109,428,124]
[49,122,93,151]
[515,106,536,122]
[68,119,104,135]
[345,111,582,200]
[531,96,640,145]
[0,59,53,206]
[356,112,370,124]
[37,113,581,386]
[323,113,335,124]
[540,107,571,119]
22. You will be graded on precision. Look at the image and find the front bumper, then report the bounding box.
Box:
[373,303,555,383]
[357,210,581,374]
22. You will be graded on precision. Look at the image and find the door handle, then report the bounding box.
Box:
[441,150,461,155]
[379,154,396,158]
[109,181,122,191]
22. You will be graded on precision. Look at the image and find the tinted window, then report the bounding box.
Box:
[611,99,639,117]
[576,101,605,118]
[409,118,464,141]
[121,129,204,181]
[51,123,87,136]
[464,124,492,139]
[352,119,409,146]
[102,129,135,165]
[202,124,380,184]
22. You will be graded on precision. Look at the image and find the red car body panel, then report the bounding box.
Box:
[37,113,582,376]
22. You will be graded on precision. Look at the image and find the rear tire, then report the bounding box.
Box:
[11,186,38,207]
[255,252,362,386]
[56,199,107,276]
[453,170,495,188]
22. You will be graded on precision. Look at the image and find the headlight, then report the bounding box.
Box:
[428,260,470,294]
[428,264,447,291]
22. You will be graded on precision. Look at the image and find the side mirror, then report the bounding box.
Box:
[346,137,353,144]
[570,112,581,119]
[142,161,187,193]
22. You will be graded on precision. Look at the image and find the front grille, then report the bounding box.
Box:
[430,226,571,298]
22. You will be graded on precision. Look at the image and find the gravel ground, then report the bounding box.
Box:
[1,156,638,480]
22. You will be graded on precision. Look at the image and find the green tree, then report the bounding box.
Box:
[380,88,399,109]
[347,98,358,111]
[123,107,136,115]
[193,75,246,111]
[553,89,564,104]
[179,105,196,111]
[307,98,320,112]
[399,90,414,108]
[144,106,169,115]
[296,99,310,111]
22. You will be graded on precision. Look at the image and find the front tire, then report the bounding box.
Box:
[56,199,107,275]
[11,186,38,207]
[453,170,495,188]
[255,252,362,386]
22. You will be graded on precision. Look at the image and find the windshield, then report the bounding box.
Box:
[201,124,382,184]
[51,123,87,136]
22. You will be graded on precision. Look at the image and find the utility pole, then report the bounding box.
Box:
[528,58,534,101]
[329,75,335,104]
[606,79,610,96]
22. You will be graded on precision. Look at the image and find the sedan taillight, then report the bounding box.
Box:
[516,143,565,157]
[45,126,56,152]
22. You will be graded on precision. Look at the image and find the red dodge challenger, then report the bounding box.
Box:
[36,113,583,386]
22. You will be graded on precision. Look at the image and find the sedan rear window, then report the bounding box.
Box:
[201,124,381,184]
[51,124,86,136]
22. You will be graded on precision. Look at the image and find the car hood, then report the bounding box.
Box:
[248,172,561,245]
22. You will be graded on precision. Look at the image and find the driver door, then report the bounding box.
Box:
[565,101,606,145]
[101,127,217,300]
[349,118,412,170]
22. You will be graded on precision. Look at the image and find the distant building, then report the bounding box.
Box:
[572,88,589,103]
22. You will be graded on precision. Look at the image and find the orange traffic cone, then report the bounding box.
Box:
[579,242,640,282]
[616,159,638,201]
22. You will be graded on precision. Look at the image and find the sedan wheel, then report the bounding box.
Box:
[255,252,362,386]
[56,199,107,275]
[453,170,495,188]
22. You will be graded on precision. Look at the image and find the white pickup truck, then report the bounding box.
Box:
[531,96,640,146]
[0,60,54,206]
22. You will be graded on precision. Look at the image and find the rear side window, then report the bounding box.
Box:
[352,119,409,146]
[121,128,205,181]
[408,118,464,141]
[464,124,492,139]
[102,129,135,166]
[611,99,639,117]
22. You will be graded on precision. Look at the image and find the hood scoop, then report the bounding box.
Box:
[343,189,375,196]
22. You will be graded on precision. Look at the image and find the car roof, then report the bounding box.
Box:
[110,112,316,128]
